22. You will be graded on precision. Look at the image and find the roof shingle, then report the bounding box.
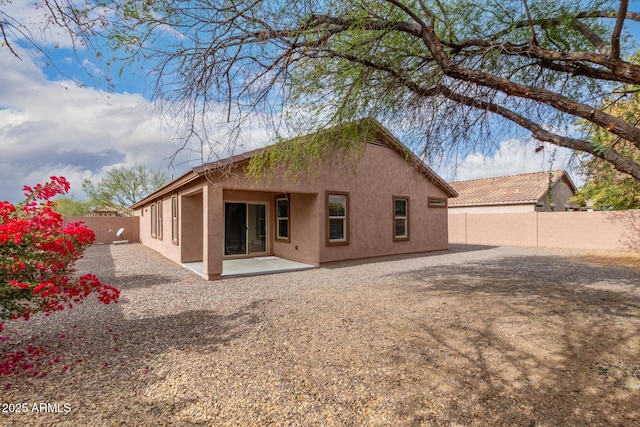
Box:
[449,170,573,206]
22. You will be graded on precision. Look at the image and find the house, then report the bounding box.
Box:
[87,206,132,217]
[448,170,578,214]
[131,119,458,280]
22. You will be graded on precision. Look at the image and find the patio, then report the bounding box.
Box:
[183,256,316,278]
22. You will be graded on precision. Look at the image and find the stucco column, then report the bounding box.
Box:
[203,184,224,280]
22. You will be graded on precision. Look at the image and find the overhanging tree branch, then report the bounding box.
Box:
[24,0,637,181]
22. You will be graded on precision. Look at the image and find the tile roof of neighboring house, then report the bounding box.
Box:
[448,170,576,207]
[131,118,457,209]
[87,206,133,217]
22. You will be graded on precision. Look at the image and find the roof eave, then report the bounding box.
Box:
[449,200,538,207]
[130,170,200,210]
[366,119,458,198]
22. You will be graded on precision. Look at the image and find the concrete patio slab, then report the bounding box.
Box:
[182,257,315,278]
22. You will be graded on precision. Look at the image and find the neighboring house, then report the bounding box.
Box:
[448,170,578,214]
[87,206,133,217]
[131,119,458,280]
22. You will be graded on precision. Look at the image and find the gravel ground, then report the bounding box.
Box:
[1,243,639,426]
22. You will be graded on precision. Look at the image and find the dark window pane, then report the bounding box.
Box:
[277,199,288,218]
[395,219,406,237]
[278,219,289,239]
[395,199,407,216]
[329,218,345,240]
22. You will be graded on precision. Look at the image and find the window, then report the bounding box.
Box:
[150,203,157,238]
[172,196,178,244]
[428,197,447,208]
[275,196,290,242]
[393,197,409,241]
[326,192,349,245]
[157,201,163,240]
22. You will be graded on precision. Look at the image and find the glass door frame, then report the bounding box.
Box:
[223,201,269,257]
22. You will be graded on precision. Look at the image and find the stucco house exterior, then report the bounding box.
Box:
[131,119,457,280]
[448,170,578,214]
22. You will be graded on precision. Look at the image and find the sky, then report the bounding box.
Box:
[0,3,605,204]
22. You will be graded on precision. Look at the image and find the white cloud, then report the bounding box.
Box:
[0,45,194,203]
[0,43,276,204]
[435,137,582,184]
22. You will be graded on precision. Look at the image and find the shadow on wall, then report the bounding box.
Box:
[606,209,640,251]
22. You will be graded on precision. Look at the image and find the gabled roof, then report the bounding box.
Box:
[448,170,576,207]
[131,118,456,209]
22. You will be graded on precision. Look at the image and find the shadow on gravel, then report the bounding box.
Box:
[323,244,498,269]
[108,273,182,290]
[383,255,640,426]
[2,297,269,425]
[78,244,189,290]
[393,254,640,310]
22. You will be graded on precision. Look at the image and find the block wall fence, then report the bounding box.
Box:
[65,211,640,251]
[448,210,640,252]
[64,216,140,245]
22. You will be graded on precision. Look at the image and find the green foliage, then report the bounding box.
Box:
[571,168,640,210]
[573,88,640,210]
[82,164,170,207]
[246,119,373,181]
[53,196,93,216]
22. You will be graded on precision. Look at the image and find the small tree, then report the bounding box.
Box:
[0,177,120,331]
[82,165,171,209]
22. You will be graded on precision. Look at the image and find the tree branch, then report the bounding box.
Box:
[417,23,640,150]
[308,46,640,179]
[611,0,629,60]
[437,86,640,179]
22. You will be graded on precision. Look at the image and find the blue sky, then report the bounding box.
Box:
[3,2,631,204]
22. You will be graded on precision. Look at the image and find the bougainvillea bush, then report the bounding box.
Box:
[0,176,120,332]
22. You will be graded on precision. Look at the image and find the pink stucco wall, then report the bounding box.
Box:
[134,142,452,279]
[449,210,640,251]
[63,216,139,245]
[220,143,451,264]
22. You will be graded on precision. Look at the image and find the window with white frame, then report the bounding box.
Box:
[172,196,178,244]
[393,196,409,241]
[327,192,348,245]
[157,200,163,240]
[275,196,290,242]
[150,203,157,238]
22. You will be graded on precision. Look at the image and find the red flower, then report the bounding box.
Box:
[1,176,120,336]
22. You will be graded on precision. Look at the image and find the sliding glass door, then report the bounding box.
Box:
[224,202,267,256]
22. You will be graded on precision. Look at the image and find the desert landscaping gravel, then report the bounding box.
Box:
[1,242,639,426]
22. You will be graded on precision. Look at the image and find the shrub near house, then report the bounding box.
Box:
[0,177,119,332]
